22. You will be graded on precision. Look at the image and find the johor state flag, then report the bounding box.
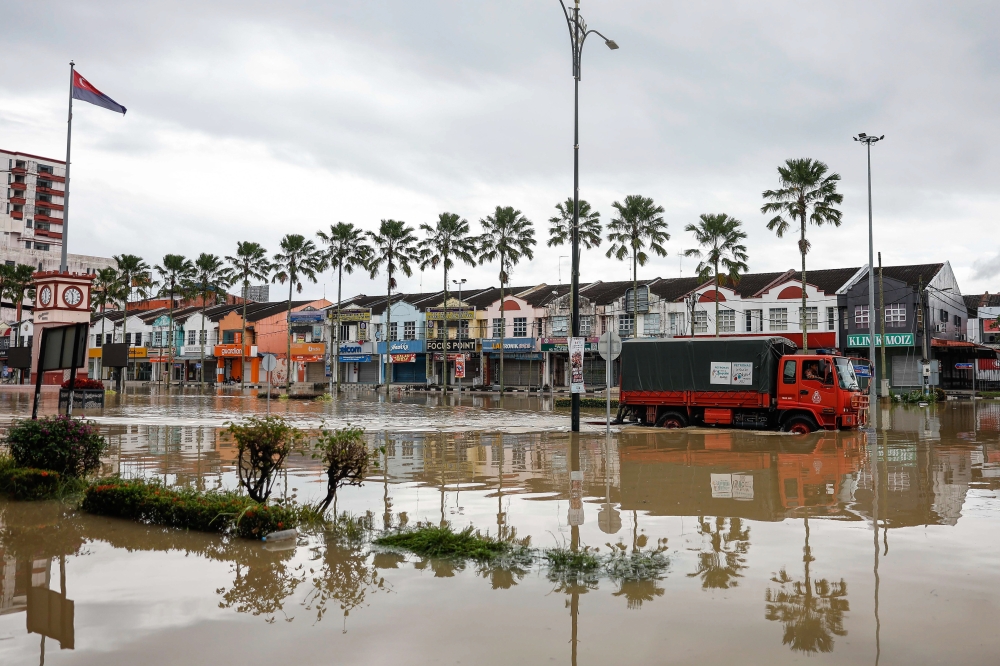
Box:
[72,71,127,115]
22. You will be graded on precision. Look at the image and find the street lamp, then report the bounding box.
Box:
[453,278,467,393]
[854,132,884,423]
[558,0,618,433]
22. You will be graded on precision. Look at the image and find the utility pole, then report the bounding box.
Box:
[879,252,887,398]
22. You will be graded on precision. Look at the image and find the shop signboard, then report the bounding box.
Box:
[377,339,425,354]
[340,354,372,363]
[540,337,598,352]
[329,310,372,322]
[426,339,478,353]
[290,342,326,359]
[455,355,466,378]
[214,344,258,358]
[390,353,416,363]
[569,337,585,393]
[425,307,475,321]
[289,311,325,323]
[339,343,364,355]
[481,338,536,352]
[846,333,914,347]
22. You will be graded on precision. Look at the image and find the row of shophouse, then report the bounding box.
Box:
[24,258,998,393]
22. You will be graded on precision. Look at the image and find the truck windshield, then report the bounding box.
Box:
[835,357,859,390]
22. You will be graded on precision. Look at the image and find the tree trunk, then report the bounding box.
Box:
[240,282,248,391]
[632,248,638,337]
[384,267,392,394]
[499,277,505,393]
[286,278,293,390]
[442,262,448,392]
[199,291,206,393]
[121,291,128,389]
[166,283,174,388]
[800,213,809,352]
[715,261,720,337]
[334,264,342,395]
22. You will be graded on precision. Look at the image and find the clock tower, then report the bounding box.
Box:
[31,271,95,384]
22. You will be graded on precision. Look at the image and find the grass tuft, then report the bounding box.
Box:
[376,523,513,561]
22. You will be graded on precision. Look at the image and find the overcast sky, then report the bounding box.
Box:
[4,1,1000,301]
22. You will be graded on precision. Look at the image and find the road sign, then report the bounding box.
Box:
[598,331,622,361]
[854,364,871,378]
[955,362,974,370]
[261,353,277,372]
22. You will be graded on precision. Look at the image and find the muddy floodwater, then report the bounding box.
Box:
[2,388,1000,664]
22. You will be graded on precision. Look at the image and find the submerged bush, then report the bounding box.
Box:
[81,477,302,539]
[6,416,108,477]
[376,524,514,561]
[312,425,378,513]
[60,377,105,390]
[226,416,303,503]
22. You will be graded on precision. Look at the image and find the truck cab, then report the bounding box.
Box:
[776,354,866,433]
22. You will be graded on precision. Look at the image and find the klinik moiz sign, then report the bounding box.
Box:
[846,333,914,347]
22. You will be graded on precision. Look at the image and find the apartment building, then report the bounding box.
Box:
[1,149,67,254]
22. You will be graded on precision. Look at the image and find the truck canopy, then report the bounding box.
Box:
[620,337,797,394]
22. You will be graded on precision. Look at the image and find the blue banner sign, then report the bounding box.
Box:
[376,339,425,354]
[854,364,872,378]
[955,362,974,370]
[289,311,325,323]
[339,354,372,363]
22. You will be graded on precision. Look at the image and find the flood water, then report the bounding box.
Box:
[2,389,1000,664]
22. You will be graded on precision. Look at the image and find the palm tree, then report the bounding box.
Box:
[478,206,536,393]
[367,219,420,393]
[317,223,373,395]
[4,265,35,384]
[189,253,231,391]
[548,198,602,251]
[114,254,152,384]
[154,254,196,387]
[419,212,478,392]
[606,195,669,337]
[765,514,849,654]
[91,267,124,380]
[224,242,272,390]
[688,516,751,590]
[273,234,323,390]
[761,158,843,352]
[683,214,749,337]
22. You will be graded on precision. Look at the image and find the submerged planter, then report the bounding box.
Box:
[58,388,105,409]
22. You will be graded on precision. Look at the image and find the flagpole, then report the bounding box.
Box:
[62,61,74,273]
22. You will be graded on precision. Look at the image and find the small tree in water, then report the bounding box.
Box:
[227,416,302,503]
[312,426,376,513]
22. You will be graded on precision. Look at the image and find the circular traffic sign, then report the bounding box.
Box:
[598,331,622,361]
[261,353,277,372]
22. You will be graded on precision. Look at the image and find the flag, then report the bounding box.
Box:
[72,71,127,115]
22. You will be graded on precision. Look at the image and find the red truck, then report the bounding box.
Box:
[616,337,868,433]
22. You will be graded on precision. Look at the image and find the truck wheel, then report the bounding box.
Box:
[783,417,815,435]
[656,411,687,429]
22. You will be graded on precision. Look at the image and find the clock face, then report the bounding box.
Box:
[39,286,52,306]
[63,287,83,307]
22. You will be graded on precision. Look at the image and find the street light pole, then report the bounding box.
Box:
[558,0,618,433]
[854,132,883,425]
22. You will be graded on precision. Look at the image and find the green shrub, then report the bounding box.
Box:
[376,523,514,561]
[555,398,618,408]
[226,416,303,502]
[81,477,301,539]
[2,468,62,500]
[311,425,377,513]
[6,416,107,477]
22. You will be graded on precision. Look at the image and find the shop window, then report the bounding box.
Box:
[580,315,594,337]
[458,320,469,338]
[939,309,948,323]
[94,334,102,347]
[187,330,196,345]
[827,307,836,331]
[154,331,163,347]
[105,333,113,345]
[953,315,962,327]
[619,313,635,336]
[718,310,735,333]
[693,311,708,334]
[492,318,505,338]
[551,315,568,337]
[798,307,818,330]
[389,322,398,341]
[223,330,237,344]
[644,313,661,335]
[745,310,762,333]
[769,308,788,331]
[199,330,207,344]
[885,303,906,328]
[513,317,527,337]
[669,312,686,335]
[854,306,869,329]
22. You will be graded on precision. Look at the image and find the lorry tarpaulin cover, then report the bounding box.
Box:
[620,337,797,394]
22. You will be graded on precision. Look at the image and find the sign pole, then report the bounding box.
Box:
[267,369,271,416]
[65,326,81,417]
[31,332,48,420]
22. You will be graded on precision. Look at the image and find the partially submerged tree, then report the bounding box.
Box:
[311,425,376,513]
[227,416,303,503]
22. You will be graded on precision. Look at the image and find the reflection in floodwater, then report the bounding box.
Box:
[3,397,1000,663]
